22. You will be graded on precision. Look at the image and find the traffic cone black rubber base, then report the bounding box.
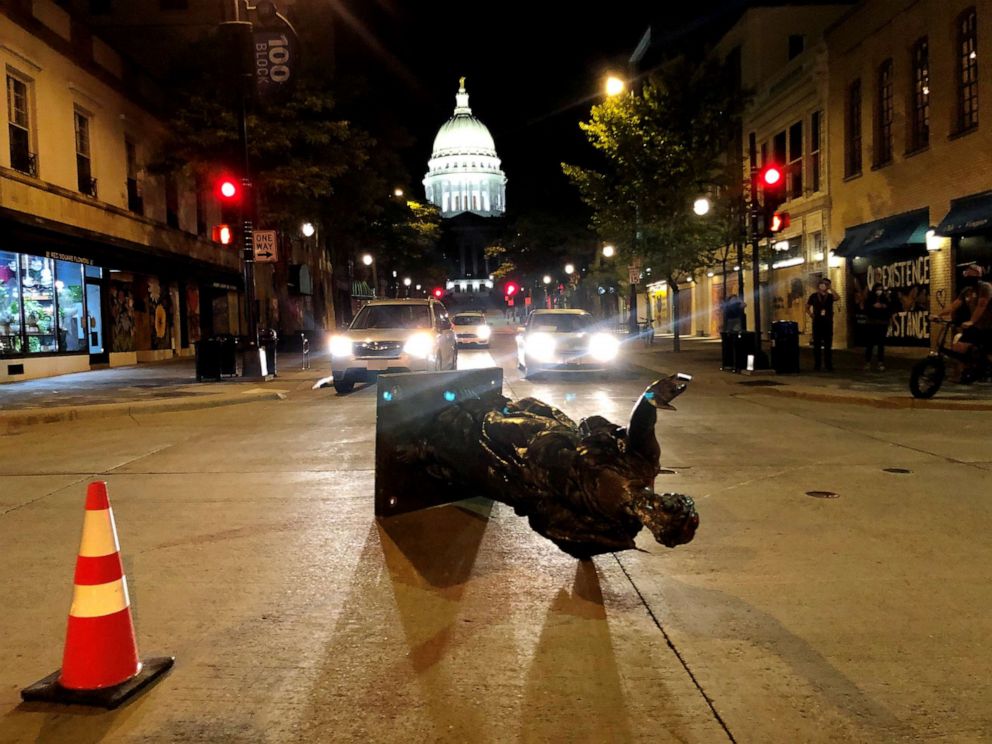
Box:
[21,656,174,710]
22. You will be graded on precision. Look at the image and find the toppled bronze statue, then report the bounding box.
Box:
[388,373,698,559]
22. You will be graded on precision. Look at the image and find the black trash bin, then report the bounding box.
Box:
[770,321,800,373]
[216,334,238,376]
[259,328,278,376]
[195,338,221,381]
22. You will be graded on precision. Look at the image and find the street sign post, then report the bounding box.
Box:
[252,230,278,263]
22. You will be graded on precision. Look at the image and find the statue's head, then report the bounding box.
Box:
[627,489,698,548]
[642,373,691,411]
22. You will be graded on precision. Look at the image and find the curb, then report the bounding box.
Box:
[0,388,288,434]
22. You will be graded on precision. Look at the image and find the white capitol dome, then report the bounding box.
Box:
[424,78,507,218]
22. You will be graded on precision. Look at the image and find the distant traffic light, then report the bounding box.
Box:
[758,163,787,237]
[212,224,233,245]
[216,176,240,202]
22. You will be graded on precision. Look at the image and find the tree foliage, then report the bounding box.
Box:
[563,57,746,322]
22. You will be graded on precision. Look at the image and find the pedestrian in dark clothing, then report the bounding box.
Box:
[806,279,840,371]
[860,283,895,371]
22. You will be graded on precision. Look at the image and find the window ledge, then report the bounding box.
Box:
[949,125,978,141]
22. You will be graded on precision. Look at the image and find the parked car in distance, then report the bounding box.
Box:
[328,298,457,393]
[515,309,620,379]
[451,311,491,348]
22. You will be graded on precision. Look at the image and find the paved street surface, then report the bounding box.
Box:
[1,333,990,742]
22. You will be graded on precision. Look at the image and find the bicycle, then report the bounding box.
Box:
[909,317,992,398]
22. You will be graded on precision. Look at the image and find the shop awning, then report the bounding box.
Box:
[934,191,992,236]
[833,209,929,258]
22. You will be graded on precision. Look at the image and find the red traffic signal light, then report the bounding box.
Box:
[760,165,783,187]
[770,212,791,233]
[216,177,240,201]
[505,282,517,296]
[212,224,233,245]
[433,288,443,298]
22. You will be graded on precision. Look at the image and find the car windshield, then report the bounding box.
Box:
[351,304,431,330]
[453,315,484,326]
[529,314,596,332]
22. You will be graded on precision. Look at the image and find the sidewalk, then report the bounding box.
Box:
[0,352,324,433]
[628,333,992,410]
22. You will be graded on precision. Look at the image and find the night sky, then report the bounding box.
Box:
[326,1,668,216]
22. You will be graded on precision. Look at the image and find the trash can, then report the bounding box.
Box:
[770,321,800,373]
[732,331,756,372]
[259,328,278,377]
[217,334,238,376]
[195,338,221,381]
[720,332,736,369]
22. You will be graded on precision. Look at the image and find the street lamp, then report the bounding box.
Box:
[693,197,711,216]
[301,222,315,238]
[602,244,615,258]
[605,75,625,97]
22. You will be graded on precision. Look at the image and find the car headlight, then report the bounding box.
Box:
[525,332,557,362]
[403,332,435,358]
[589,332,620,361]
[476,324,492,340]
[329,335,353,357]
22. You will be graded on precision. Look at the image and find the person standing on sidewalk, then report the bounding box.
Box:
[860,283,896,371]
[806,279,840,371]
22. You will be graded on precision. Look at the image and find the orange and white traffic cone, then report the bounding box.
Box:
[21,482,174,708]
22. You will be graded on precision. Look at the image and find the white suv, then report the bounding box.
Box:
[328,299,458,393]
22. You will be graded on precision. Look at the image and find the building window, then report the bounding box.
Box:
[910,38,930,150]
[6,75,35,176]
[788,34,805,61]
[957,8,978,132]
[810,111,822,192]
[125,138,143,214]
[788,121,803,199]
[875,59,894,166]
[74,110,96,197]
[165,173,179,229]
[846,79,862,177]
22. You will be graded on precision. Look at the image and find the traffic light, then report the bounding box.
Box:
[216,176,240,203]
[758,163,787,237]
[212,224,233,245]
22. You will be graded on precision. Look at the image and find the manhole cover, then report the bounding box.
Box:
[882,468,912,474]
[738,380,785,387]
[805,490,839,499]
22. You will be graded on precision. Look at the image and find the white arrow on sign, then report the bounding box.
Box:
[252,230,279,263]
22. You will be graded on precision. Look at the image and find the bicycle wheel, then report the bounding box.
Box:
[909,356,945,399]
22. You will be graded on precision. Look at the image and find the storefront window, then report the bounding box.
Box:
[55,260,86,352]
[20,254,57,353]
[0,251,23,355]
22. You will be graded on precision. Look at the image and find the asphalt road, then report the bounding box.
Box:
[0,334,989,742]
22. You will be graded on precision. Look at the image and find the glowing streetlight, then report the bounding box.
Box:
[361,253,373,266]
[602,244,615,258]
[693,197,711,216]
[605,75,625,97]
[543,275,552,284]
[403,277,412,287]
[564,263,575,275]
[301,222,315,237]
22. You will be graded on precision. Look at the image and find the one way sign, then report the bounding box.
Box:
[252,230,279,263]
